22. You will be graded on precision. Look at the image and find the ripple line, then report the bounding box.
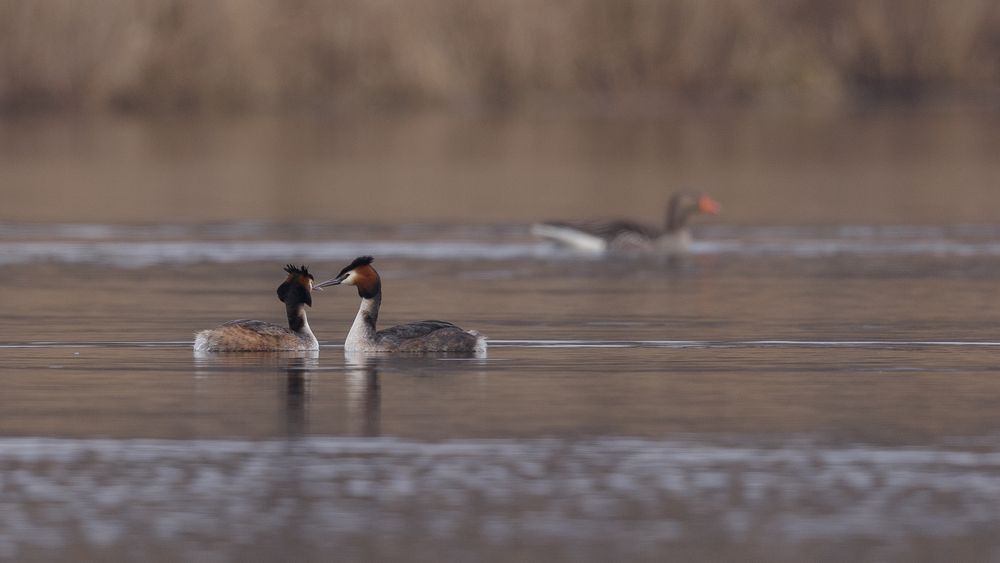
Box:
[4,339,1000,350]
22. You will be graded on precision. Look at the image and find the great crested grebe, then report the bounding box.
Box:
[194,265,320,352]
[532,192,720,255]
[316,256,486,354]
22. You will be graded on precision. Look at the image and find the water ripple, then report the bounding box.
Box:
[0,437,998,559]
[4,339,1000,350]
[4,223,1000,266]
[0,241,559,267]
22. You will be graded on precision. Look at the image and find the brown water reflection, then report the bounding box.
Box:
[2,110,999,225]
[5,342,1000,443]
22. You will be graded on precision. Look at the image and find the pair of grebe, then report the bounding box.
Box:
[194,257,486,353]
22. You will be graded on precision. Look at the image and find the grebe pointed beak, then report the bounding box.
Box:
[314,275,346,290]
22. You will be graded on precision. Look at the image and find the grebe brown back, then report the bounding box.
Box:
[316,256,486,354]
[194,265,320,352]
[532,192,720,255]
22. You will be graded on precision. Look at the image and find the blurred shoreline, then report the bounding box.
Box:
[2,0,999,116]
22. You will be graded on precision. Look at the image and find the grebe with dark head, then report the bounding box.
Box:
[316,256,486,354]
[194,265,320,352]
[532,192,720,255]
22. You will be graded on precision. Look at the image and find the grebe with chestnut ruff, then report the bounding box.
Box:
[532,192,720,255]
[316,256,486,354]
[194,265,319,352]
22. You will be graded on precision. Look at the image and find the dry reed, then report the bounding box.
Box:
[1,0,998,114]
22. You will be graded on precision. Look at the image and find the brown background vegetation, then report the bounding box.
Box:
[2,0,999,114]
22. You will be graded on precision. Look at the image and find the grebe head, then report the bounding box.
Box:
[277,264,315,307]
[315,255,380,299]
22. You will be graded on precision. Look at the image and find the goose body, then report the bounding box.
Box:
[533,192,719,255]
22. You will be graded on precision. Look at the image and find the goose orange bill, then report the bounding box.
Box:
[698,195,721,214]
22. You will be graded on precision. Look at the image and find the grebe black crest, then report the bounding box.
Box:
[316,256,486,354]
[338,255,375,275]
[194,264,320,352]
[532,192,720,255]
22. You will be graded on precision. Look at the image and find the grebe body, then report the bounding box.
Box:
[194,265,319,352]
[532,192,719,255]
[317,256,486,354]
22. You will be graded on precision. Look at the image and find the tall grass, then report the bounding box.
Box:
[1,0,998,114]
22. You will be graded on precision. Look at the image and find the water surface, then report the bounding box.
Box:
[3,111,1000,561]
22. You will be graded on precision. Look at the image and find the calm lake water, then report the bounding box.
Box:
[3,110,1000,561]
